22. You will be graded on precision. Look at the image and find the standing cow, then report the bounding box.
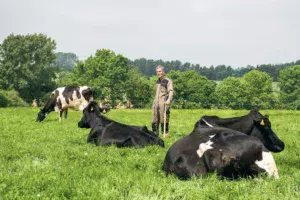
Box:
[36,86,94,122]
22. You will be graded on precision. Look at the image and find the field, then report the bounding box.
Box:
[0,107,300,199]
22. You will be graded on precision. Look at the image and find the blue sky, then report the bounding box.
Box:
[0,0,299,67]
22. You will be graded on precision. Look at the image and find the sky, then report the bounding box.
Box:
[0,0,299,68]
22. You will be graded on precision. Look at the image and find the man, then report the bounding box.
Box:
[152,65,174,138]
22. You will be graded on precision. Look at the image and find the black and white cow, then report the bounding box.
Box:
[36,86,95,122]
[163,127,279,180]
[78,101,165,148]
[194,109,285,153]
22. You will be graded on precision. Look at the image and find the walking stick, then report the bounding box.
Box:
[163,104,167,138]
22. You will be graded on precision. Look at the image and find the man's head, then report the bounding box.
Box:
[156,65,165,79]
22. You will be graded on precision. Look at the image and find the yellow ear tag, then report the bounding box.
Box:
[90,107,94,111]
[260,120,265,126]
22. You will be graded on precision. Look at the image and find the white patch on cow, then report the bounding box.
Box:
[255,151,279,179]
[202,118,214,127]
[209,134,216,139]
[197,137,215,158]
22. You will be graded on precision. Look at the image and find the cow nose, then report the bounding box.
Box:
[274,143,285,152]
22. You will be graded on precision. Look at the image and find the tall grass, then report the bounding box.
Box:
[0,108,299,199]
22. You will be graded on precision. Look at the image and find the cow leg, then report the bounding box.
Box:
[59,110,63,121]
[87,129,102,145]
[87,133,94,143]
[87,133,99,145]
[64,109,68,119]
[118,137,133,148]
[202,149,236,178]
[101,137,134,148]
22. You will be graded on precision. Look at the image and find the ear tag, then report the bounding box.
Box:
[90,107,94,111]
[260,120,265,126]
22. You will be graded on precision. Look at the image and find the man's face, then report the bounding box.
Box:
[156,68,164,79]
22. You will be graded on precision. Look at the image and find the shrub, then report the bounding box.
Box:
[0,90,28,107]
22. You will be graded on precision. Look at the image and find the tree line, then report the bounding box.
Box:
[0,33,299,110]
[129,58,300,81]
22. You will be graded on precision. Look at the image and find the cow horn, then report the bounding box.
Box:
[260,120,265,126]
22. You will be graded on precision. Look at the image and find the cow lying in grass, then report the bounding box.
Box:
[163,126,279,180]
[194,109,285,153]
[78,101,165,148]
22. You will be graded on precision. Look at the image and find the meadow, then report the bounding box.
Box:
[0,107,299,199]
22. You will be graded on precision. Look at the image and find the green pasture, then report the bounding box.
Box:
[0,108,299,199]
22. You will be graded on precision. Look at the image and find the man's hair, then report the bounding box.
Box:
[156,65,164,71]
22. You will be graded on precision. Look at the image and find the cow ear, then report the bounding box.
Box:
[252,110,263,122]
[90,106,94,112]
[265,115,269,119]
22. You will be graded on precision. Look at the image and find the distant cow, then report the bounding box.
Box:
[163,127,279,180]
[78,101,165,148]
[36,86,95,122]
[194,109,285,153]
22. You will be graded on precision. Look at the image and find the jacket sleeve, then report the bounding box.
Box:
[167,79,174,102]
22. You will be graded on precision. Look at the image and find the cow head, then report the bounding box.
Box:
[78,101,104,128]
[36,109,46,122]
[251,110,285,153]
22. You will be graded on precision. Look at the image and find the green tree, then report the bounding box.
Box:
[0,33,57,102]
[55,71,75,87]
[278,65,300,109]
[214,77,247,109]
[71,49,129,107]
[52,52,78,71]
[241,70,274,109]
[167,70,216,109]
[125,68,152,108]
[214,70,275,109]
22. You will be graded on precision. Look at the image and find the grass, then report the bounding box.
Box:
[0,107,299,199]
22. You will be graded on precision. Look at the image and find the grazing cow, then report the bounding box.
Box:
[163,127,279,180]
[36,86,95,122]
[78,101,165,148]
[194,109,285,153]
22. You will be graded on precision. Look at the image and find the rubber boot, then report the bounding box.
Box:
[152,123,159,136]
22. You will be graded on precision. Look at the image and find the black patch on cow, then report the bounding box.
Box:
[36,90,59,122]
[81,88,94,101]
[57,98,62,110]
[62,86,80,104]
[43,90,59,113]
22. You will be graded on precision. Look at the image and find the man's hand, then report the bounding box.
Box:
[164,100,171,105]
